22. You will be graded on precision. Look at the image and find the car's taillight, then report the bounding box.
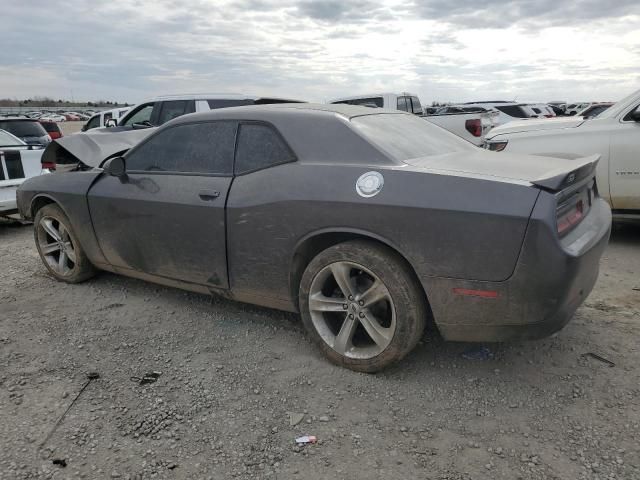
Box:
[42,161,56,171]
[557,200,585,236]
[465,119,482,137]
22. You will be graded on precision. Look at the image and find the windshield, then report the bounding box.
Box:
[596,88,640,120]
[351,113,475,161]
[0,129,24,146]
[0,120,47,137]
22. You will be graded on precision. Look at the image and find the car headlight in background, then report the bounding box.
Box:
[487,141,508,152]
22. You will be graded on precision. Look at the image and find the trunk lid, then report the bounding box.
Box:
[405,150,599,192]
[487,116,585,138]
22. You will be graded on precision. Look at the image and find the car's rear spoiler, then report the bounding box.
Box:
[530,154,600,192]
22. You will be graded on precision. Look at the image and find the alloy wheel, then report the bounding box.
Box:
[36,216,77,276]
[308,261,396,359]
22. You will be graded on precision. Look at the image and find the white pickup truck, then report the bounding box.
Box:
[329,93,493,146]
[486,89,640,219]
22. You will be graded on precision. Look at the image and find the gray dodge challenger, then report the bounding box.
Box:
[17,104,612,372]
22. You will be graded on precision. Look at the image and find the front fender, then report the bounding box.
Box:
[17,171,108,266]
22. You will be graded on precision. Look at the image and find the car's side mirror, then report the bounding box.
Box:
[103,156,126,177]
[630,106,640,122]
[81,124,87,132]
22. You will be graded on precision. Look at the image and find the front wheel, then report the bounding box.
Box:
[299,240,427,372]
[34,204,96,283]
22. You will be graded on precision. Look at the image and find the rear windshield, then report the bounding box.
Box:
[0,120,47,137]
[495,105,529,118]
[351,113,474,161]
[40,122,61,133]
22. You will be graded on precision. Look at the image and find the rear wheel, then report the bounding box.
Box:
[34,204,96,283]
[299,240,426,372]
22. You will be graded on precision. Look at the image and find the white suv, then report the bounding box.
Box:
[115,94,303,130]
[462,101,538,126]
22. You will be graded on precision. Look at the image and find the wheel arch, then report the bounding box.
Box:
[29,194,65,220]
[289,228,434,325]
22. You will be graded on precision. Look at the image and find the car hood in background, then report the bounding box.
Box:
[42,127,156,168]
[405,150,599,191]
[487,117,585,138]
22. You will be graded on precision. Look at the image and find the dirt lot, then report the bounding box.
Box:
[1,221,639,479]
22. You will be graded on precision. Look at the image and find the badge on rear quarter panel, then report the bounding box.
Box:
[356,171,384,198]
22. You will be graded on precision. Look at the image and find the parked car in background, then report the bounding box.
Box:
[548,101,567,113]
[576,102,614,119]
[486,88,640,219]
[17,104,610,371]
[0,118,51,146]
[39,120,63,140]
[330,93,494,146]
[528,104,556,118]
[40,113,66,122]
[111,94,303,131]
[462,101,538,126]
[0,129,46,215]
[565,103,591,116]
[82,107,131,132]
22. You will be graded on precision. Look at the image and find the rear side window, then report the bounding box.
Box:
[235,123,296,174]
[126,121,237,175]
[495,105,529,118]
[0,120,47,137]
[397,96,409,112]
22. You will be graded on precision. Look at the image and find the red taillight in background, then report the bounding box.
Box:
[48,131,62,140]
[557,199,584,235]
[42,161,56,171]
[465,119,482,137]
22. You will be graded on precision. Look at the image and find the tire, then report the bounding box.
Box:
[34,204,96,283]
[299,240,427,373]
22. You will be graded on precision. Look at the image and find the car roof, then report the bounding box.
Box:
[137,93,304,103]
[0,117,39,121]
[169,102,407,125]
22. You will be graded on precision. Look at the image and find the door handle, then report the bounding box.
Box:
[198,190,220,201]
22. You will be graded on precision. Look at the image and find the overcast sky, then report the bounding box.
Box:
[2,0,639,104]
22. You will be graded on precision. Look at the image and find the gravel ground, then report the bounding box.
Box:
[1,220,639,479]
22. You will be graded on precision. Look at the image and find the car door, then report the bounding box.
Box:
[87,120,238,288]
[609,105,640,210]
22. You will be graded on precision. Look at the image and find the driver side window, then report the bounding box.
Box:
[122,103,155,126]
[85,115,100,130]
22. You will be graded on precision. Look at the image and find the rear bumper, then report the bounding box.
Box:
[424,196,611,342]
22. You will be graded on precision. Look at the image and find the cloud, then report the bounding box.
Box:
[0,0,639,105]
[412,0,640,29]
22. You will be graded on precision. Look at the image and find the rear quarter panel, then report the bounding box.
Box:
[226,163,539,309]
